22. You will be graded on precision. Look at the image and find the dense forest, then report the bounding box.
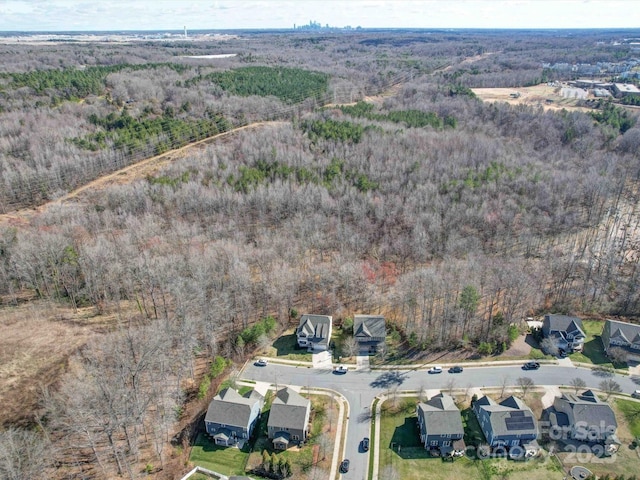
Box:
[1,29,640,479]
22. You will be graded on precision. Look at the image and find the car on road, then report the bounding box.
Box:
[340,459,350,473]
[361,437,369,452]
[254,358,268,366]
[632,390,640,399]
[522,361,540,370]
[448,366,464,373]
[334,365,348,374]
[428,365,443,374]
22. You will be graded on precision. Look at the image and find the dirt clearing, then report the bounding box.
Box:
[472,84,592,112]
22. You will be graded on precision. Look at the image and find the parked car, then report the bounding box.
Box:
[522,361,540,370]
[340,459,350,473]
[334,365,348,374]
[632,390,640,399]
[428,365,443,374]
[361,437,370,452]
[448,366,464,373]
[255,358,268,366]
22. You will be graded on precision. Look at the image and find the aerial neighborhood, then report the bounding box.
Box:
[4,24,640,480]
[195,312,640,480]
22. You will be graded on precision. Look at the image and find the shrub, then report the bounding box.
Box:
[478,342,494,355]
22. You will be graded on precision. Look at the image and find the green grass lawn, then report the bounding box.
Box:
[615,398,640,437]
[189,432,250,477]
[461,407,486,448]
[271,333,312,361]
[378,398,563,480]
[569,320,627,369]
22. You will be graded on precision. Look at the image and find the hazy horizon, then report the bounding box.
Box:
[1,0,638,32]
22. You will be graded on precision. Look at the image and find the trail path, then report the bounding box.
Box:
[0,121,283,226]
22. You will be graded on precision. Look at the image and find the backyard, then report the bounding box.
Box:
[189,433,250,477]
[378,397,564,480]
[569,319,627,369]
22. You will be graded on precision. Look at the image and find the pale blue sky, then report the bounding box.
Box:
[0,0,637,32]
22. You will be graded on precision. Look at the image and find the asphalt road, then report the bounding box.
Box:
[242,362,640,480]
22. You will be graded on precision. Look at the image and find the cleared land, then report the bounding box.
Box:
[471,84,592,112]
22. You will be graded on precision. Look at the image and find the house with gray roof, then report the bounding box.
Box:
[601,319,640,362]
[417,393,465,457]
[267,387,311,450]
[542,314,586,352]
[353,314,386,354]
[204,388,264,446]
[296,314,332,351]
[551,390,619,454]
[473,395,539,458]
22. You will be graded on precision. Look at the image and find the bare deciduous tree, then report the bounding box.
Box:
[0,428,52,480]
[516,377,535,398]
[342,336,359,358]
[607,347,628,365]
[540,337,560,357]
[599,379,622,400]
[569,377,586,394]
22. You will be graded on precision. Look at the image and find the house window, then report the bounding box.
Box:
[430,440,438,446]
[443,441,451,446]
[511,440,518,446]
[292,435,299,441]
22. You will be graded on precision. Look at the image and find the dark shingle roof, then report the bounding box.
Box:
[476,395,537,437]
[602,319,640,352]
[205,388,263,428]
[418,393,464,436]
[268,387,310,432]
[353,315,386,339]
[554,391,617,431]
[297,314,332,346]
[544,314,585,336]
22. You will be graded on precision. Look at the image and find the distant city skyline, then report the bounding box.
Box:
[0,0,638,32]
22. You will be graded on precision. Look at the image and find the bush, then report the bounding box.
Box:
[197,376,211,399]
[478,342,494,355]
[508,325,519,343]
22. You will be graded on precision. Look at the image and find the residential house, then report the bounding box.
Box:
[204,388,264,446]
[267,387,311,450]
[601,318,640,362]
[353,314,386,354]
[473,395,539,458]
[550,390,619,454]
[296,314,332,351]
[542,314,586,353]
[417,393,466,457]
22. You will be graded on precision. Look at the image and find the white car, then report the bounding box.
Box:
[334,365,348,374]
[428,365,443,374]
[632,390,640,399]
[255,358,268,367]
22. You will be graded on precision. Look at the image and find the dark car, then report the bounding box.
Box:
[361,437,370,452]
[340,459,350,473]
[448,366,464,373]
[522,361,540,370]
